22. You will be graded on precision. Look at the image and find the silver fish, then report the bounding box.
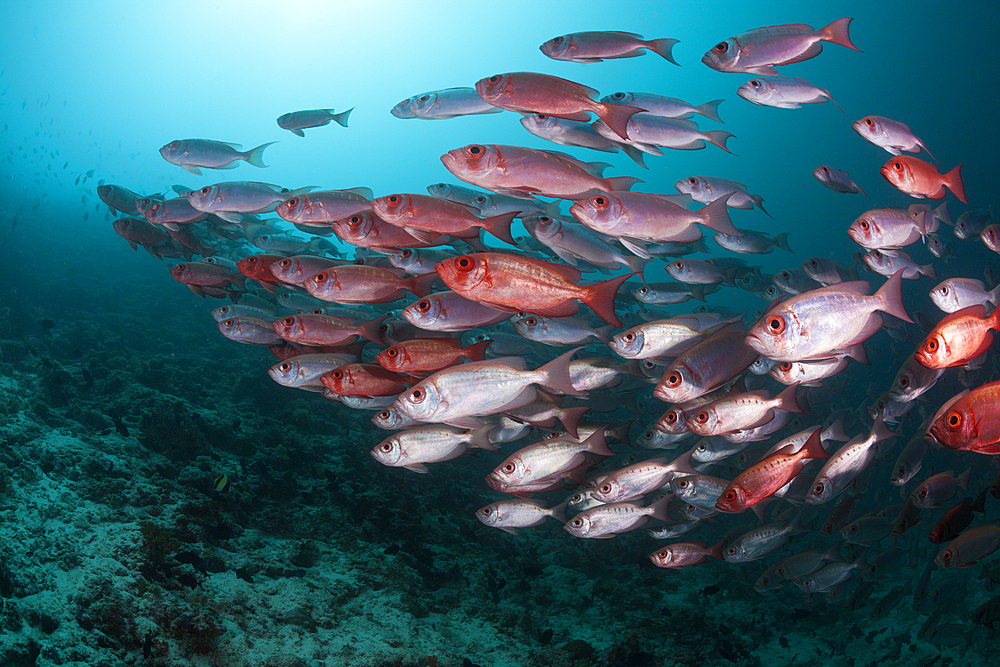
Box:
[813,165,868,197]
[737,75,843,112]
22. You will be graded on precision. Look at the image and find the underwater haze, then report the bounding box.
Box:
[1,0,1000,666]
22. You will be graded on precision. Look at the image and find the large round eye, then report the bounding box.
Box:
[899,376,909,387]
[925,338,939,352]
[688,177,699,186]
[724,490,737,502]
[623,332,636,342]
[223,319,234,327]
[766,315,786,334]
[946,411,963,430]
[479,507,492,517]
[488,75,500,83]
[896,465,906,477]
[814,482,825,496]
[286,198,298,208]
[665,371,682,388]
[821,167,829,175]
[278,259,291,268]
[865,118,875,127]
[279,362,291,372]
[388,195,400,204]
[386,348,398,358]
[941,550,952,562]
[456,257,473,270]
[525,317,537,326]
[410,388,424,402]
[571,518,584,528]
[199,186,211,195]
[599,483,612,494]
[809,259,818,268]
[281,317,294,326]
[713,42,729,53]
[536,114,548,120]
[643,430,654,439]
[892,161,903,171]
[665,412,677,424]
[780,362,793,371]
[314,272,327,281]
[750,79,761,88]
[611,92,626,100]
[919,488,928,499]
[466,145,484,156]
[502,463,515,474]
[167,141,180,149]
[418,95,430,102]
[593,196,608,208]
[378,409,391,420]
[349,215,362,224]
[726,546,737,556]
[637,287,648,295]
[674,261,684,271]
[695,411,709,424]
[379,443,392,453]
[538,215,551,223]
[416,299,431,312]
[549,37,563,45]
[331,370,343,380]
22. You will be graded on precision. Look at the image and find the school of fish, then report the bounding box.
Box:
[104,18,1000,643]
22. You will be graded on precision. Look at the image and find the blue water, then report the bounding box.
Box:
[1,1,999,665]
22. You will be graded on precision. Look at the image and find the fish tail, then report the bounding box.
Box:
[826,91,847,115]
[773,232,793,253]
[707,539,727,560]
[921,263,937,281]
[619,143,648,169]
[536,346,585,397]
[406,272,439,298]
[480,211,518,246]
[690,284,707,302]
[598,103,645,141]
[697,99,725,123]
[359,314,390,344]
[698,193,741,236]
[775,383,804,414]
[943,164,967,203]
[705,130,736,155]
[822,17,862,52]
[647,38,680,66]
[330,107,353,127]
[581,428,615,456]
[595,324,616,344]
[623,254,649,275]
[802,427,829,461]
[582,272,635,327]
[874,269,913,323]
[933,201,952,227]
[463,339,492,362]
[649,495,673,521]
[559,406,590,439]
[604,176,643,192]
[244,141,277,168]
[469,426,498,451]
[750,194,772,218]
[548,499,569,524]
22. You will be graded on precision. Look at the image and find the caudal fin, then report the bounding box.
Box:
[245,141,277,168]
[775,383,804,414]
[330,107,353,128]
[582,272,636,327]
[407,272,439,298]
[605,176,642,192]
[480,211,518,246]
[536,347,586,397]
[598,103,646,141]
[697,99,724,123]
[944,164,967,204]
[697,193,741,237]
[874,269,914,323]
[706,130,736,155]
[822,17,862,52]
[647,38,680,66]
[773,232,793,253]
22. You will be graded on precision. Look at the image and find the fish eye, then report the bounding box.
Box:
[599,483,612,494]
[814,483,825,495]
[713,42,729,53]
[941,551,952,561]
[623,332,635,342]
[418,95,429,102]
[750,79,761,88]
[539,216,551,222]
[167,140,180,149]
[688,177,699,186]
[502,463,515,473]
[612,92,625,100]
[410,388,424,402]
[416,299,430,312]
[593,196,607,208]
[286,197,298,208]
[637,287,648,295]
[457,257,473,270]
[199,186,210,195]
[925,338,939,351]
[781,271,791,279]
[821,167,829,174]
[315,272,326,281]
[550,37,563,44]
[726,546,736,556]
[919,488,927,498]
[946,411,962,429]
[278,362,291,371]
[467,145,484,156]
[697,443,706,452]
[766,315,786,334]
[809,259,818,267]
[474,196,488,204]
[488,75,500,83]
[572,518,584,528]
[899,376,909,387]
[665,371,682,388]
[893,161,903,171]
[378,409,391,419]
[379,443,392,453]
[674,261,684,270]
[281,317,294,326]
[780,362,793,371]
[332,370,343,379]
[279,258,291,267]
[644,430,654,439]
[695,411,709,423]
[724,490,737,502]
[665,412,677,423]
[223,319,234,327]
[386,348,398,357]
[859,220,870,231]
[479,507,492,516]
[536,114,548,120]
[388,195,400,204]
[865,118,875,126]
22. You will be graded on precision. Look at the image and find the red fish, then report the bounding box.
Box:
[716,428,827,513]
[475,72,645,140]
[236,254,285,292]
[880,156,967,203]
[321,363,410,397]
[304,265,438,304]
[915,304,1000,368]
[371,193,517,246]
[375,338,491,374]
[435,252,633,327]
[928,381,1000,454]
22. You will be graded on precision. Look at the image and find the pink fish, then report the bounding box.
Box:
[540,32,679,65]
[702,18,861,74]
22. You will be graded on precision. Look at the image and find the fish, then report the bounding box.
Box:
[371,192,517,246]
[564,496,671,538]
[373,424,496,473]
[522,214,647,274]
[474,71,645,141]
[805,416,895,505]
[910,468,971,509]
[745,271,911,362]
[518,115,647,167]
[601,92,723,123]
[159,139,277,176]
[852,116,934,158]
[653,323,758,403]
[435,252,632,327]
[401,291,511,332]
[702,18,860,74]
[935,525,1000,568]
[276,108,352,136]
[539,31,679,65]
[880,156,967,203]
[673,175,768,215]
[375,338,490,374]
[475,499,567,534]
[592,114,735,154]
[737,76,844,112]
[441,143,640,200]
[813,166,868,197]
[847,206,940,249]
[915,304,1000,369]
[212,474,230,493]
[391,87,503,119]
[649,541,725,569]
[928,380,1000,453]
[861,249,936,281]
[275,189,372,225]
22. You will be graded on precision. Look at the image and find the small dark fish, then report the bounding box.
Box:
[143,631,152,659]
[175,550,202,565]
[110,412,129,437]
[176,574,200,590]
[779,636,790,649]
[86,169,94,177]
[700,584,721,597]
[74,175,80,185]
[383,544,400,556]
[39,318,56,330]
[540,628,553,645]
[99,428,112,436]
[235,567,254,584]
[285,568,306,578]
[62,161,68,169]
